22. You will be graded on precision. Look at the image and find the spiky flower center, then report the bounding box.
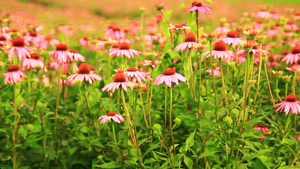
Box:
[257,20,263,24]
[29,31,37,37]
[12,37,25,47]
[56,44,68,51]
[281,49,289,55]
[83,36,88,41]
[113,25,121,32]
[213,40,227,51]
[69,49,79,53]
[226,31,238,38]
[118,42,130,50]
[113,72,126,82]
[270,11,277,14]
[30,53,41,59]
[184,32,197,42]
[8,65,20,72]
[269,55,275,62]
[192,1,202,6]
[107,111,116,116]
[286,94,297,102]
[78,63,91,74]
[0,36,6,41]
[291,46,300,54]
[163,68,176,75]
[127,67,137,72]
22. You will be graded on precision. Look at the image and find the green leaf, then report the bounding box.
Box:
[177,114,200,130]
[144,158,156,164]
[19,126,28,139]
[162,10,172,39]
[236,139,257,152]
[184,130,196,153]
[96,161,122,168]
[199,151,218,159]
[184,155,194,169]
[259,155,273,169]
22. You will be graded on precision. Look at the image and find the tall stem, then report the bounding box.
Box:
[219,59,230,116]
[111,122,120,161]
[263,63,275,105]
[160,10,173,43]
[140,89,149,129]
[189,50,196,99]
[169,86,176,154]
[195,11,199,40]
[254,44,263,104]
[209,41,218,120]
[292,62,298,95]
[164,85,168,128]
[13,84,19,169]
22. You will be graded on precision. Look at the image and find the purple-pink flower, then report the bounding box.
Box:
[110,42,141,59]
[98,111,125,124]
[182,1,211,13]
[274,94,300,115]
[4,65,27,84]
[67,63,102,84]
[102,71,133,93]
[153,68,186,87]
[8,37,31,61]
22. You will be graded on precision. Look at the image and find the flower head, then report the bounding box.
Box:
[50,44,73,63]
[8,37,31,61]
[22,53,44,71]
[98,111,125,124]
[174,32,200,53]
[110,42,141,59]
[182,1,211,13]
[102,70,133,93]
[274,94,300,115]
[282,46,300,64]
[203,40,233,60]
[4,65,27,84]
[153,68,186,87]
[67,63,102,84]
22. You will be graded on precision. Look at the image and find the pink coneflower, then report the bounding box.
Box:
[153,68,186,87]
[269,11,279,19]
[106,25,126,40]
[286,63,300,72]
[206,67,221,77]
[274,94,300,115]
[62,62,78,74]
[214,24,230,35]
[253,124,270,133]
[144,32,159,41]
[256,9,269,19]
[110,42,141,59]
[266,54,280,67]
[282,46,300,64]
[254,20,263,30]
[69,49,85,62]
[219,31,244,46]
[0,35,10,46]
[174,32,200,53]
[79,36,91,47]
[124,67,147,83]
[236,40,269,57]
[168,24,191,32]
[22,53,44,71]
[182,1,211,13]
[24,31,42,45]
[203,40,233,60]
[4,65,27,84]
[286,21,297,31]
[50,44,73,63]
[98,111,125,124]
[67,63,102,84]
[8,37,31,61]
[267,26,279,38]
[144,60,161,68]
[102,71,133,93]
[295,12,300,20]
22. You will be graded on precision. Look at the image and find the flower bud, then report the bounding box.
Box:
[224,116,233,125]
[231,108,239,118]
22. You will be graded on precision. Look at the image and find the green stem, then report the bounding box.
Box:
[140,89,149,129]
[209,41,218,121]
[253,44,263,104]
[263,63,275,105]
[219,59,230,116]
[189,50,196,99]
[112,122,120,161]
[164,85,168,128]
[275,79,282,101]
[169,86,175,154]
[285,82,288,98]
[292,62,298,95]
[13,84,19,169]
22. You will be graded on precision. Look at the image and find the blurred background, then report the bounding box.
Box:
[1,0,300,35]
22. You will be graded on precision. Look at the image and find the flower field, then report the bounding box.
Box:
[1,0,300,168]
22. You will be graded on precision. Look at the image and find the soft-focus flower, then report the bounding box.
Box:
[50,44,73,63]
[206,67,221,77]
[4,65,27,84]
[266,54,280,67]
[269,11,279,19]
[79,36,91,47]
[98,111,125,124]
[182,1,211,13]
[214,24,230,35]
[203,40,233,60]
[105,25,125,40]
[168,24,191,32]
[0,35,10,46]
[110,42,141,59]
[144,60,161,68]
[219,31,244,46]
[8,37,31,61]
[102,70,133,93]
[22,53,44,71]
[274,94,300,115]
[124,67,148,83]
[256,9,269,19]
[67,63,102,84]
[153,68,186,87]
[282,46,300,64]
[69,49,85,62]
[174,32,200,53]
[253,124,270,133]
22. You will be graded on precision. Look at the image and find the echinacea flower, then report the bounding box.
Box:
[269,11,279,19]
[22,53,44,71]
[8,37,31,61]
[4,65,27,84]
[0,35,10,46]
[98,111,125,124]
[106,25,126,40]
[203,40,233,60]
[182,1,211,13]
[67,63,102,84]
[50,44,73,63]
[253,124,270,133]
[102,70,133,93]
[282,46,300,64]
[144,60,161,68]
[153,68,186,87]
[174,32,200,53]
[236,40,268,57]
[79,36,91,47]
[110,42,141,59]
[213,24,230,35]
[168,24,191,32]
[124,67,149,83]
[206,67,221,77]
[219,31,244,46]
[256,9,269,19]
[274,94,300,115]
[69,49,85,62]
